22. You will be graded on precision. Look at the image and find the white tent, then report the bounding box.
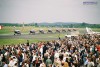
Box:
[0,25,2,30]
[65,35,78,37]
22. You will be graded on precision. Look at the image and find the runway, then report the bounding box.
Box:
[0,33,67,41]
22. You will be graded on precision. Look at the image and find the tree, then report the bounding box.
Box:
[81,22,87,27]
[34,23,38,27]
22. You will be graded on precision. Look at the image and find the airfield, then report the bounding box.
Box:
[0,32,67,40]
[0,26,99,45]
[0,26,83,40]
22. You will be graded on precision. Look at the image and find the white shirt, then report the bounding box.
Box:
[9,60,16,67]
[22,53,25,60]
[0,55,2,61]
[54,52,59,58]
[3,64,8,67]
[32,55,37,61]
[40,47,43,55]
[24,63,29,67]
[4,52,8,56]
[40,63,45,67]
[65,51,71,56]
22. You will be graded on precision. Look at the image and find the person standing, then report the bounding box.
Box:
[87,58,94,67]
[3,62,8,67]
[27,40,29,46]
[46,56,52,67]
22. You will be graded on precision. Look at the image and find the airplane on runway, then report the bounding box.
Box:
[29,30,35,35]
[86,27,100,35]
[14,30,21,35]
[39,29,44,34]
[47,29,53,33]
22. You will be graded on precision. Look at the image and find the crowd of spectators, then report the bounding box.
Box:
[0,34,100,67]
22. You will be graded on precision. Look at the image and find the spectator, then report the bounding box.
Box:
[46,56,52,67]
[0,34,99,67]
[3,61,8,67]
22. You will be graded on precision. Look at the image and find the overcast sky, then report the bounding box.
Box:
[0,0,100,24]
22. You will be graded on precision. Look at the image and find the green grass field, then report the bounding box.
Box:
[0,33,67,46]
[0,26,100,45]
[0,39,39,46]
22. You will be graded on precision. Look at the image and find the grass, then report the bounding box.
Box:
[0,33,67,45]
[0,39,41,46]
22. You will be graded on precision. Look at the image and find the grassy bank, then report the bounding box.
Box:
[0,39,41,46]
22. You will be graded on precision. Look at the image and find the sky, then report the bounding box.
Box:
[0,0,100,24]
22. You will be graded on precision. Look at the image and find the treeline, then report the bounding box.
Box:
[0,23,34,27]
[0,22,100,28]
[39,23,100,28]
[63,23,100,28]
[0,23,22,27]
